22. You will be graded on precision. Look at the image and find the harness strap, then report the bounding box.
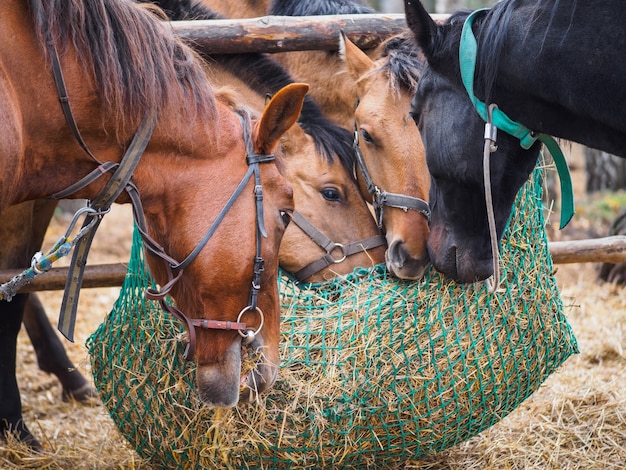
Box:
[353,126,431,229]
[459,8,575,229]
[46,34,101,165]
[377,192,431,223]
[290,210,386,282]
[56,112,157,341]
[50,162,119,200]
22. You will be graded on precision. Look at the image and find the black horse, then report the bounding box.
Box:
[403,0,626,283]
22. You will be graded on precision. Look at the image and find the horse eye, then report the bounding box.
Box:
[360,129,374,144]
[321,188,342,202]
[280,210,291,227]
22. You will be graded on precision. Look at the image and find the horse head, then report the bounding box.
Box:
[341,32,431,280]
[404,0,540,283]
[278,122,386,282]
[142,84,306,406]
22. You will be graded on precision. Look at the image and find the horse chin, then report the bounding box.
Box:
[195,337,278,407]
[428,241,494,284]
[239,361,279,403]
[385,239,430,280]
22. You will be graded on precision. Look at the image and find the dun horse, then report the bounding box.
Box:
[0,0,303,448]
[403,0,626,283]
[199,0,432,280]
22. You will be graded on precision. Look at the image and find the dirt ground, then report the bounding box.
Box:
[1,144,625,469]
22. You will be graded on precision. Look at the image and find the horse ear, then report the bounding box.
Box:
[255,83,309,153]
[339,31,376,82]
[404,0,438,60]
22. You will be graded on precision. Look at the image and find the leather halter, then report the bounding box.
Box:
[138,111,273,361]
[352,124,431,230]
[288,210,386,282]
[44,28,273,361]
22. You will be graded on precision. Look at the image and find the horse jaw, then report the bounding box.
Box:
[195,336,278,407]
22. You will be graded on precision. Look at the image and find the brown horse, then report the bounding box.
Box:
[198,0,432,280]
[197,0,271,18]
[0,0,304,448]
[211,84,385,283]
[340,33,431,280]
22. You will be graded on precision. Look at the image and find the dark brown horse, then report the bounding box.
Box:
[0,0,305,449]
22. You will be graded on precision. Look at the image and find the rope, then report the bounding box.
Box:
[0,206,107,301]
[483,104,501,293]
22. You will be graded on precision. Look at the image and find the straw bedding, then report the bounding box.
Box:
[87,169,578,468]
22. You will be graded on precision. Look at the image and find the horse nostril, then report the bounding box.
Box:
[387,239,408,268]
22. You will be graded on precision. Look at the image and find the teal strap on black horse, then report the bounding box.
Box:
[459,8,575,230]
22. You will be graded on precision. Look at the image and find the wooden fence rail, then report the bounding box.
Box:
[1,237,625,292]
[169,14,450,53]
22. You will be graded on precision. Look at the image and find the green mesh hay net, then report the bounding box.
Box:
[87,169,578,469]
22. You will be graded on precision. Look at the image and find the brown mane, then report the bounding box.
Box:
[29,0,216,133]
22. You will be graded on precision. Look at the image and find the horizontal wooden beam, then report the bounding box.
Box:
[0,263,128,293]
[1,237,625,294]
[548,235,626,265]
[170,14,447,54]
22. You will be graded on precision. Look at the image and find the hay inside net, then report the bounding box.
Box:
[87,168,578,469]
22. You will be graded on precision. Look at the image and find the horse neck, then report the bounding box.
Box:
[476,2,626,155]
[0,6,115,206]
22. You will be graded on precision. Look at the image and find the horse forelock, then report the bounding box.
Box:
[310,119,356,175]
[377,34,425,96]
[29,0,216,136]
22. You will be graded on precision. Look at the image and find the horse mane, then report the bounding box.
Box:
[375,32,425,96]
[459,0,575,105]
[141,0,357,173]
[269,0,375,16]
[29,0,216,135]
[215,53,356,172]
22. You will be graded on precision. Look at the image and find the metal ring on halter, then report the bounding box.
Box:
[237,305,264,345]
[329,243,347,264]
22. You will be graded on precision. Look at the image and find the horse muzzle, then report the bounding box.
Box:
[195,336,278,407]
[427,227,494,283]
[385,237,430,280]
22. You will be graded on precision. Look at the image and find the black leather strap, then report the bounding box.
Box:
[289,211,386,282]
[57,112,157,341]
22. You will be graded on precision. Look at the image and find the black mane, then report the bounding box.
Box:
[269,0,375,16]
[142,0,356,173]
